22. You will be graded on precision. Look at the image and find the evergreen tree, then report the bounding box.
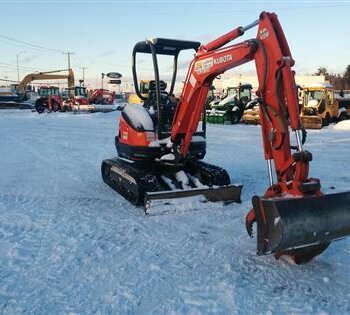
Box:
[314,67,329,77]
[343,65,350,81]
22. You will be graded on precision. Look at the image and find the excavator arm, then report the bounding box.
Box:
[171,12,350,263]
[16,69,75,94]
[172,12,310,194]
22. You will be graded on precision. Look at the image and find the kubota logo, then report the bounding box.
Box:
[214,54,233,65]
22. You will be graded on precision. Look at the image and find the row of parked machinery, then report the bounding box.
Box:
[205,82,350,128]
[0,68,118,113]
[34,84,116,113]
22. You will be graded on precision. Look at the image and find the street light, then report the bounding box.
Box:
[101,73,105,89]
[16,51,25,82]
[80,66,87,86]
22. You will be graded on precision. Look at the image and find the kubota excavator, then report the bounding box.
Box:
[102,12,350,263]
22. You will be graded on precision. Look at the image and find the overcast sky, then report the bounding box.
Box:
[1,0,350,88]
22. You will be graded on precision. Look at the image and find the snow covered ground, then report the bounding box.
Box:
[0,109,350,314]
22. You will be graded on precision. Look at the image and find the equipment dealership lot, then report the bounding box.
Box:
[0,109,350,314]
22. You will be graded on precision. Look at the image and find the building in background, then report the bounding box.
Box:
[214,74,326,93]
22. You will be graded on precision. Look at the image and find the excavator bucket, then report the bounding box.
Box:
[252,191,350,256]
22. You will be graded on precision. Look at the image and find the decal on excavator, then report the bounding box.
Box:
[194,57,213,74]
[259,28,269,40]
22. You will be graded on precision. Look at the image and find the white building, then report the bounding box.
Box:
[214,74,326,93]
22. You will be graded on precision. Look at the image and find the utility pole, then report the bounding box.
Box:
[16,51,25,82]
[63,51,75,69]
[80,66,87,86]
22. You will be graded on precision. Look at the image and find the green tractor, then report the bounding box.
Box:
[206,83,252,124]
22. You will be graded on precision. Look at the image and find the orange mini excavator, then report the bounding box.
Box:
[102,12,350,263]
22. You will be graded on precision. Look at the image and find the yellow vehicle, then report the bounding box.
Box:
[300,83,340,129]
[0,69,75,108]
[16,69,74,96]
[241,100,260,125]
[128,80,150,104]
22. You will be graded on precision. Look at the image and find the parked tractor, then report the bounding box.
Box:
[128,80,152,104]
[300,83,349,129]
[206,83,252,124]
[35,86,65,113]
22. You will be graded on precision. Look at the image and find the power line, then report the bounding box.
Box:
[0,61,37,71]
[0,33,65,53]
[0,38,47,52]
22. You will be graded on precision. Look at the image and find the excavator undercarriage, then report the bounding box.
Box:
[102,158,242,214]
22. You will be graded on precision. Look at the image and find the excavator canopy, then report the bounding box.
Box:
[133,38,201,56]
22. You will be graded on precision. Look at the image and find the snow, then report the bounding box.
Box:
[159,153,175,161]
[123,104,154,131]
[175,171,191,189]
[333,119,350,131]
[1,109,350,314]
[218,94,236,106]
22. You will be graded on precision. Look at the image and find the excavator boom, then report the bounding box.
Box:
[17,69,75,94]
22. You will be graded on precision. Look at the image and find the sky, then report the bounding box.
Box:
[0,0,350,89]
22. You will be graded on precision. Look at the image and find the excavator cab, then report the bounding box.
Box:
[102,38,242,212]
[131,38,204,141]
[116,38,207,161]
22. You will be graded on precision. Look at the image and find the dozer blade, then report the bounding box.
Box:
[145,184,242,215]
[252,191,350,256]
[300,116,322,129]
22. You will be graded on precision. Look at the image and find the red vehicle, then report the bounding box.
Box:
[35,86,65,113]
[89,89,115,105]
[64,87,116,112]
[71,86,90,105]
[102,12,350,263]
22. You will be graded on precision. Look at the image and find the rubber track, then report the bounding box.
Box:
[102,158,163,205]
[185,160,231,187]
[102,158,232,208]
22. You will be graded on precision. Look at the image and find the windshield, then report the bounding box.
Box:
[240,87,251,99]
[39,88,59,97]
[305,90,324,104]
[226,87,238,97]
[75,87,87,97]
[140,81,150,94]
